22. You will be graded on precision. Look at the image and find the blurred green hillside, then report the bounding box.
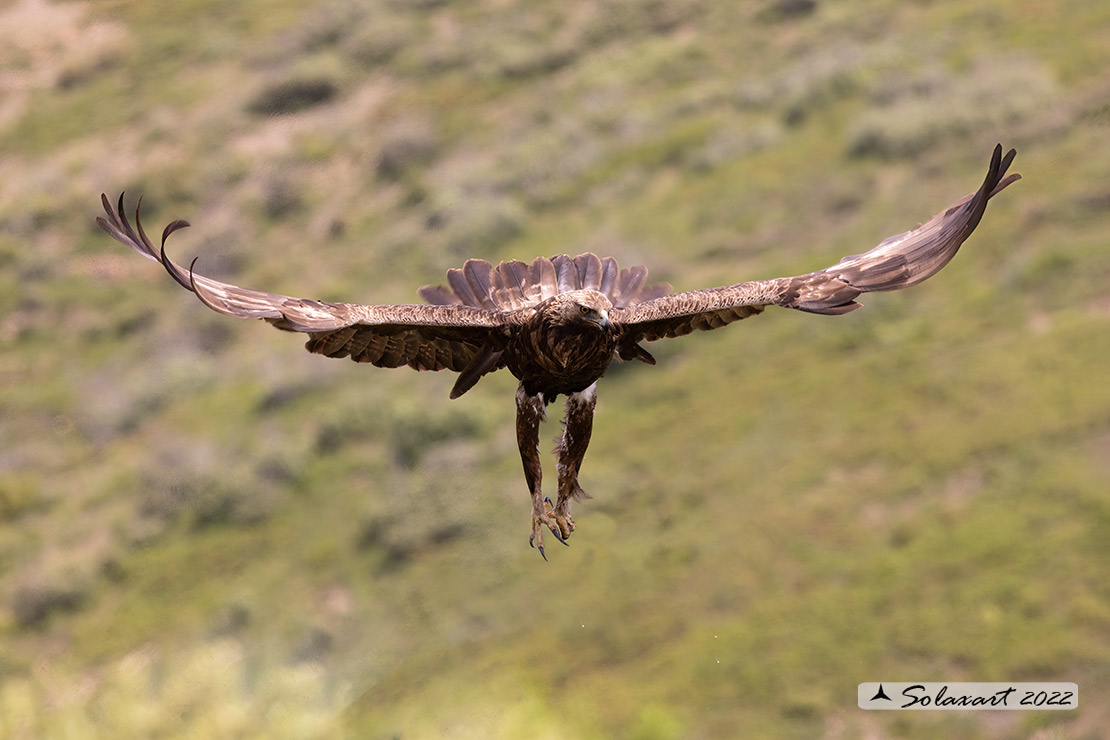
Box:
[2,0,1109,737]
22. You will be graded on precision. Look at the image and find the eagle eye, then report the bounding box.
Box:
[579,305,591,315]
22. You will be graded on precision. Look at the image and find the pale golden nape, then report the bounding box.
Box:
[547,290,612,328]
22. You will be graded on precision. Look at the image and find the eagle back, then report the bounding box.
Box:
[418,253,671,312]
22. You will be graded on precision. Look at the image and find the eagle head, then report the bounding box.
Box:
[547,290,612,331]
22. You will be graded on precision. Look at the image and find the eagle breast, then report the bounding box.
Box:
[507,290,617,397]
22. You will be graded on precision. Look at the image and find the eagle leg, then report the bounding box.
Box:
[516,385,565,560]
[550,383,597,538]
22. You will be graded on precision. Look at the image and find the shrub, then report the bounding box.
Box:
[389,407,479,469]
[342,15,416,68]
[757,0,818,23]
[10,574,87,628]
[135,442,276,535]
[375,119,441,181]
[247,77,338,116]
[847,55,1057,159]
[424,187,526,258]
[261,175,304,220]
[0,473,41,521]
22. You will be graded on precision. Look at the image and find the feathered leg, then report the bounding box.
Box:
[516,384,563,560]
[552,383,597,540]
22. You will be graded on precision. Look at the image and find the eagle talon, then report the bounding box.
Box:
[530,513,547,560]
[541,496,575,543]
[529,530,549,561]
[530,503,574,558]
[529,503,575,559]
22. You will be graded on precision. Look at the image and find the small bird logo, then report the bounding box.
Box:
[870,684,893,702]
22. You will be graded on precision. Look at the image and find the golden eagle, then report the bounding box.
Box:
[98,145,1019,558]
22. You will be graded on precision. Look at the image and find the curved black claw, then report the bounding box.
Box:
[529,532,548,561]
[543,496,571,546]
[530,497,574,560]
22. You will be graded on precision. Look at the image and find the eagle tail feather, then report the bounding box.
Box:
[418,253,668,311]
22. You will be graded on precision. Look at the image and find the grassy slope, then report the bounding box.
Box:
[2,0,1109,737]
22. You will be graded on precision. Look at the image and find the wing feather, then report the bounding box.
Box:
[615,145,1019,343]
[417,283,462,306]
[462,259,498,310]
[493,260,530,310]
[98,194,513,389]
[343,328,375,359]
[446,265,482,308]
[613,265,648,307]
[553,254,579,294]
[598,256,620,298]
[530,256,560,302]
[416,252,668,311]
[575,253,604,291]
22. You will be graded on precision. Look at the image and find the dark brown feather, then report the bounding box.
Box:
[98,193,516,392]
[98,147,1020,556]
[419,253,669,311]
[98,146,1018,400]
[615,144,1019,340]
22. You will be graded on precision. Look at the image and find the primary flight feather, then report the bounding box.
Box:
[98,145,1019,559]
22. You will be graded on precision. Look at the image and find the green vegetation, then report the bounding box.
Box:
[2,0,1109,737]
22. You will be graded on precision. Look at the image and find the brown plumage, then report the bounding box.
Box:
[98,145,1020,559]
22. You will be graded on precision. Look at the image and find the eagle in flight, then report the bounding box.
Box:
[99,145,1019,559]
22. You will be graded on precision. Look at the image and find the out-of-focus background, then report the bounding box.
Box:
[2,0,1108,737]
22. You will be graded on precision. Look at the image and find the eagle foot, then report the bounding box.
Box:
[528,497,575,561]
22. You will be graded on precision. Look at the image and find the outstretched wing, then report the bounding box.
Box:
[97,194,516,395]
[614,145,1020,342]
